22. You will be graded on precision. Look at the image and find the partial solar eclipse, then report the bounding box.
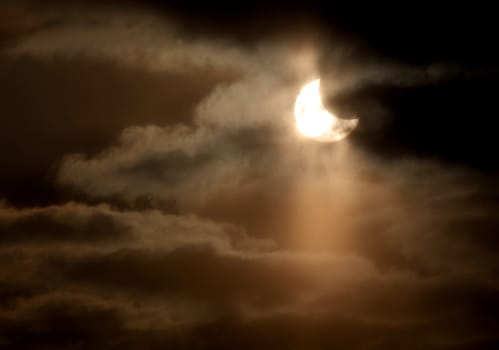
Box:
[294,79,358,142]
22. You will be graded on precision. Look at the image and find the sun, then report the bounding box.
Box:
[294,79,334,137]
[294,79,359,142]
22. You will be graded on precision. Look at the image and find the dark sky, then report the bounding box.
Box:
[1,1,498,349]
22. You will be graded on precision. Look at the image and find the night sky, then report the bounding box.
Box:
[1,1,498,349]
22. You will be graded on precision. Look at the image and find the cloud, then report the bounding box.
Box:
[0,201,275,253]
[0,202,130,245]
[56,121,499,305]
[0,49,240,206]
[3,1,453,98]
[2,199,496,349]
[4,160,499,348]
[3,4,292,75]
[0,1,58,45]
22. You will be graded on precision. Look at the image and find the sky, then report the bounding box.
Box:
[1,1,498,349]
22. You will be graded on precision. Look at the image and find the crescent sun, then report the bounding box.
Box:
[294,79,359,142]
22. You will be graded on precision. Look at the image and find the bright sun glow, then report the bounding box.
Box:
[294,79,335,137]
[294,78,359,142]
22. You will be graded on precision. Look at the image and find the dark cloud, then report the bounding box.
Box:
[0,204,130,244]
[0,2,59,47]
[0,294,129,349]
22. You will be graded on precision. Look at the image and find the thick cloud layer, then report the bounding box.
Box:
[1,1,498,349]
